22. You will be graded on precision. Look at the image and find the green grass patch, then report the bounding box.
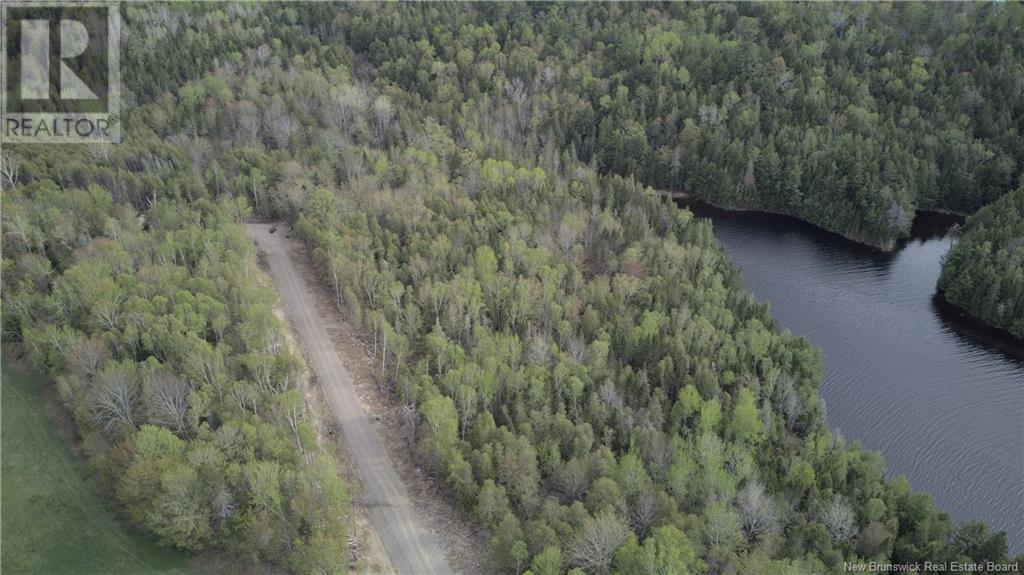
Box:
[1,360,194,575]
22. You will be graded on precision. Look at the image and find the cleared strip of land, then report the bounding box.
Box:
[247,223,453,575]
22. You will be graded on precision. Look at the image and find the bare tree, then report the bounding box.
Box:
[777,69,795,92]
[341,143,365,183]
[780,375,804,432]
[655,417,682,454]
[822,495,857,542]
[371,95,393,145]
[273,160,312,218]
[263,98,298,149]
[399,402,419,440]
[564,333,587,363]
[143,371,192,436]
[323,84,367,136]
[628,490,659,538]
[242,353,276,394]
[273,390,306,455]
[183,136,213,174]
[0,149,22,188]
[85,140,113,164]
[504,77,528,146]
[669,147,683,183]
[211,486,235,521]
[15,253,52,292]
[184,345,224,389]
[886,198,911,234]
[538,66,556,86]
[703,501,743,550]
[2,208,39,253]
[526,327,552,365]
[556,458,588,501]
[230,381,260,415]
[89,365,140,433]
[737,480,781,540]
[827,10,848,32]
[557,214,581,254]
[505,77,527,114]
[598,380,622,409]
[567,511,631,574]
[698,104,719,127]
[461,164,481,198]
[65,337,107,379]
[229,100,261,144]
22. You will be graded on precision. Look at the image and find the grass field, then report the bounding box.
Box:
[1,360,195,575]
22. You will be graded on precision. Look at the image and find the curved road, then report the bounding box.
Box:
[248,224,453,575]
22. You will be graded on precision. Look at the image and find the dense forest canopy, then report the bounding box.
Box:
[1,157,350,571]
[2,2,1022,574]
[938,186,1024,340]
[328,2,1024,249]
[119,1,1024,250]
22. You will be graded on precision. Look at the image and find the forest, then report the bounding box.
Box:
[329,3,1023,250]
[938,186,1024,340]
[2,2,1022,574]
[1,151,349,572]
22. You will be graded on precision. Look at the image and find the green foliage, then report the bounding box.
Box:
[5,3,1021,573]
[529,545,564,575]
[1,171,350,571]
[728,388,763,443]
[333,3,1023,249]
[938,186,1024,338]
[614,525,705,575]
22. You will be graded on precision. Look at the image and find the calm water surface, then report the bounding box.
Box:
[680,200,1024,550]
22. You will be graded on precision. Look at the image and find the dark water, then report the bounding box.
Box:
[679,200,1024,550]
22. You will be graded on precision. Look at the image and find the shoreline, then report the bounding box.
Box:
[655,189,966,253]
[933,291,1024,348]
[657,189,1022,352]
[921,206,971,219]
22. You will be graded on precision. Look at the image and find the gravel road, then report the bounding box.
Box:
[248,223,453,575]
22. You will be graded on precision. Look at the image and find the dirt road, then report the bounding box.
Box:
[248,224,453,575]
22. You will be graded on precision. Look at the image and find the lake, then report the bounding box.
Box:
[677,199,1024,550]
